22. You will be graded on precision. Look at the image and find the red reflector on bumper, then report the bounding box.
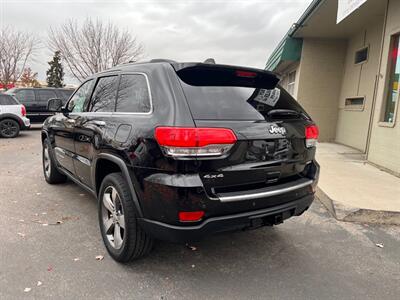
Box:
[179,211,205,222]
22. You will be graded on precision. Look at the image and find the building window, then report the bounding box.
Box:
[382,34,400,123]
[345,97,365,110]
[287,71,296,96]
[354,46,369,64]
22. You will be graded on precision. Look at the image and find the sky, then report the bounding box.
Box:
[0,0,312,84]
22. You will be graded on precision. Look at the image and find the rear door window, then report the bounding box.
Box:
[116,74,151,113]
[37,89,57,102]
[14,89,35,104]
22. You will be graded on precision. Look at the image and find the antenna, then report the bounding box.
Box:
[204,58,216,64]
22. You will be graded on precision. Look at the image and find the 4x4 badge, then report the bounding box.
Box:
[269,124,286,135]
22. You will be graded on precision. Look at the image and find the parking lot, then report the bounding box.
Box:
[0,127,399,299]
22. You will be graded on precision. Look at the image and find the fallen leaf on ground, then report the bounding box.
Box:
[24,287,31,293]
[56,220,63,224]
[185,244,197,251]
[17,232,25,238]
[47,266,53,271]
[73,258,80,261]
[376,243,384,248]
[95,255,104,261]
[37,281,42,287]
[36,193,42,195]
[41,212,47,215]
[18,219,24,223]
[42,223,49,226]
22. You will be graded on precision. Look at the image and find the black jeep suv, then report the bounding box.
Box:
[41,60,319,262]
[6,87,74,122]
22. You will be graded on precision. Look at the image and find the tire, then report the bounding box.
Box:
[42,138,67,184]
[99,173,153,262]
[0,119,20,138]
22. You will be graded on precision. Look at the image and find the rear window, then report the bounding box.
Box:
[37,89,57,102]
[179,81,307,121]
[58,89,74,101]
[0,94,19,105]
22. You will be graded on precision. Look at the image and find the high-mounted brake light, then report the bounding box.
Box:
[179,211,204,222]
[235,70,257,78]
[21,105,26,117]
[155,127,237,158]
[305,124,319,148]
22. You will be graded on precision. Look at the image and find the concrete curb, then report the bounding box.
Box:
[315,187,400,225]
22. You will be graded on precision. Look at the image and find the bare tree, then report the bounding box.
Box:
[0,27,39,88]
[48,18,144,82]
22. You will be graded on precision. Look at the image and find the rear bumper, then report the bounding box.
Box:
[21,117,31,130]
[138,194,314,243]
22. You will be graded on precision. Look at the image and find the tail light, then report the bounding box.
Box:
[154,127,237,158]
[305,124,319,148]
[21,105,26,117]
[179,211,204,222]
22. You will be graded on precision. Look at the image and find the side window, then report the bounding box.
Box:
[15,90,35,104]
[67,80,94,113]
[90,76,119,112]
[116,74,151,113]
[0,95,18,105]
[37,90,57,102]
[382,33,400,123]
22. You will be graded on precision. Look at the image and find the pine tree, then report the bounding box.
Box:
[46,51,64,87]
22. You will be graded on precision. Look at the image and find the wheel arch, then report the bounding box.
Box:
[93,153,143,217]
[0,114,23,127]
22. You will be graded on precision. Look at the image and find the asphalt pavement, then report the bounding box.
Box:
[0,127,399,299]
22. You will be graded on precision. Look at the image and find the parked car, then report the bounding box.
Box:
[5,87,74,122]
[0,94,30,138]
[41,60,319,262]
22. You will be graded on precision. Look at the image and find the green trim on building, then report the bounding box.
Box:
[265,37,303,71]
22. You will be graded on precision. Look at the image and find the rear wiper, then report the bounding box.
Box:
[267,109,309,120]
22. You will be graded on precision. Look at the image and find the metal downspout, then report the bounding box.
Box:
[365,0,390,159]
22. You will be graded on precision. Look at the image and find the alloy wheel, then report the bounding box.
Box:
[43,144,51,178]
[0,120,18,137]
[101,186,125,249]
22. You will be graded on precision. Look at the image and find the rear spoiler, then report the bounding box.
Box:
[171,63,280,89]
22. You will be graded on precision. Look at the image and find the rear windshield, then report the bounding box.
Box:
[179,81,307,121]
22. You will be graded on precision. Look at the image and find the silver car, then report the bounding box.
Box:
[0,94,30,138]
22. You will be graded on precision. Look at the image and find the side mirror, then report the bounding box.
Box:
[47,98,63,112]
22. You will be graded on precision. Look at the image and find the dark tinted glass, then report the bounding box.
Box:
[116,74,150,113]
[59,89,74,101]
[15,89,35,103]
[0,95,18,105]
[355,47,368,64]
[68,80,94,113]
[90,76,118,112]
[180,81,306,120]
[37,89,57,102]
